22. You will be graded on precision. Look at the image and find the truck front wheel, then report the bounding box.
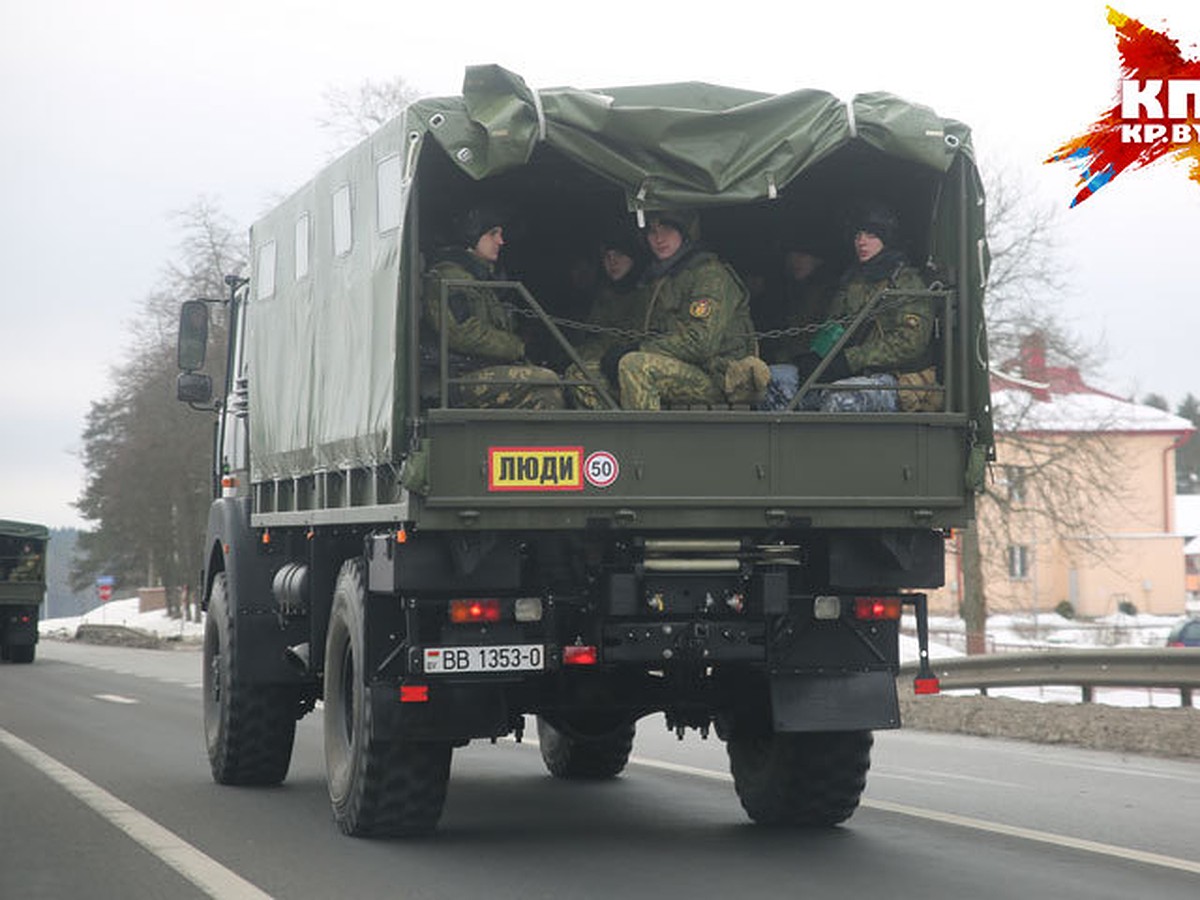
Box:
[727,730,872,826]
[323,559,451,836]
[536,716,636,779]
[203,572,298,785]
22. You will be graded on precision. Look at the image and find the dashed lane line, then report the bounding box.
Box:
[0,727,273,899]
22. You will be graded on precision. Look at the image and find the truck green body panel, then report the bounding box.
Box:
[416,411,970,531]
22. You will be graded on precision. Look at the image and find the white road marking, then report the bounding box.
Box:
[621,753,1200,876]
[0,727,273,899]
[873,764,1024,789]
[94,694,139,705]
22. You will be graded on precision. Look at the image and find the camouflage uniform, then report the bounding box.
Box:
[422,249,564,410]
[827,250,932,377]
[760,270,837,364]
[566,278,650,410]
[618,247,754,410]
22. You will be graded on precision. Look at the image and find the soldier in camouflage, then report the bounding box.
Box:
[604,210,757,410]
[763,205,932,412]
[421,206,565,410]
[566,227,649,409]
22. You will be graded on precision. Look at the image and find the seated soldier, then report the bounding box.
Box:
[763,204,934,413]
[603,210,764,410]
[421,206,565,410]
[565,226,648,409]
[759,231,838,365]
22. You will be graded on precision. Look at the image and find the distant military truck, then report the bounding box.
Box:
[177,66,993,836]
[0,520,49,663]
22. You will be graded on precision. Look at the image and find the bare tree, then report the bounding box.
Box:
[318,76,423,156]
[73,200,246,619]
[959,167,1116,652]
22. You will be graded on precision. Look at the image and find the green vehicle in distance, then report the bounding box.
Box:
[0,520,49,664]
[177,66,994,837]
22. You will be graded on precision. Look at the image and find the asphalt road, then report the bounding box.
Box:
[1,640,1198,900]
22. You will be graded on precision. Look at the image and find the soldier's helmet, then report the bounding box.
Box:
[644,208,701,242]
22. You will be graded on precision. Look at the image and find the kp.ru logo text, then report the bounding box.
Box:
[1118,79,1200,143]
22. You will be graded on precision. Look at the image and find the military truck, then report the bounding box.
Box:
[177,66,993,836]
[0,520,49,664]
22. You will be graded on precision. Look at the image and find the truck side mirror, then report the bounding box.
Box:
[177,372,213,404]
[178,300,209,371]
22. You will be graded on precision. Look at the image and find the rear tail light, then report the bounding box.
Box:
[563,645,598,666]
[853,597,902,621]
[449,599,502,624]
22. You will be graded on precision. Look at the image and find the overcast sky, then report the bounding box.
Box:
[3,0,1199,529]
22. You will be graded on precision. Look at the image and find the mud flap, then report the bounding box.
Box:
[769,672,900,732]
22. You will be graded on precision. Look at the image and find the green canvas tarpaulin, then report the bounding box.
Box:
[246,65,992,484]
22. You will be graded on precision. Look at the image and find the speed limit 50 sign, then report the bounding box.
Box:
[583,451,620,488]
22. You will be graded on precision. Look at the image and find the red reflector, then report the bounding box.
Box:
[563,645,598,666]
[449,598,502,623]
[853,597,902,621]
[913,676,941,695]
[399,684,429,703]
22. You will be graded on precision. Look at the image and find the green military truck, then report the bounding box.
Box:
[177,66,993,836]
[0,520,49,664]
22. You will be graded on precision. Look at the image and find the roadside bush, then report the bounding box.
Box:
[1054,600,1076,619]
[1117,600,1138,616]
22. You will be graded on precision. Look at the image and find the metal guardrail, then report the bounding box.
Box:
[899,648,1200,706]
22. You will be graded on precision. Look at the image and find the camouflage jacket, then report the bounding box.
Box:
[638,248,754,370]
[421,249,524,363]
[578,279,651,359]
[826,252,933,375]
[762,273,838,364]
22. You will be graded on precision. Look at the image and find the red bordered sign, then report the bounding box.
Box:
[584,450,620,488]
[488,446,584,492]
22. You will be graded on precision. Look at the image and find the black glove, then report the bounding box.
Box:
[794,349,851,383]
[600,343,638,383]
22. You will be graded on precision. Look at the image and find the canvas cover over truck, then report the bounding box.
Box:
[180,65,994,837]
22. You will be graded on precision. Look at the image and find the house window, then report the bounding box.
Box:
[332,184,352,257]
[1005,465,1026,504]
[1007,545,1030,579]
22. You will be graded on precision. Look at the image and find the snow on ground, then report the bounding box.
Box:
[39,596,204,642]
[40,599,1192,709]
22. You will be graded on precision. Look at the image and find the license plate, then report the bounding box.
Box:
[423,644,545,674]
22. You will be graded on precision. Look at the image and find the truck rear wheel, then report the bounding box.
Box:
[536,716,636,779]
[324,559,451,836]
[728,729,872,826]
[203,572,298,785]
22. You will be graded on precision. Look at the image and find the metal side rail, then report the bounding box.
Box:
[898,647,1200,706]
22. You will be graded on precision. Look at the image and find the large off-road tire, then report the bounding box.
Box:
[536,716,636,780]
[728,729,872,826]
[203,572,298,785]
[324,559,451,837]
